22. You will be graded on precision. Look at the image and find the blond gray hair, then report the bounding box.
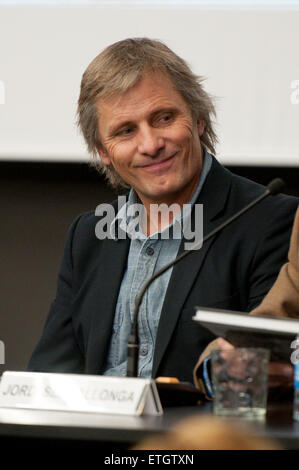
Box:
[77,38,217,191]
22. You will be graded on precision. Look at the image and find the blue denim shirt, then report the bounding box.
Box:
[103,150,212,378]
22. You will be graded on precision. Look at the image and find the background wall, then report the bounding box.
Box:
[0,1,299,165]
[0,0,298,374]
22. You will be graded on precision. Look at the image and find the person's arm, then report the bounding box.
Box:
[27,215,85,373]
[251,206,299,318]
[246,200,298,311]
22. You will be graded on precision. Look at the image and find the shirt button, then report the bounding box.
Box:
[140,347,148,356]
[146,246,154,256]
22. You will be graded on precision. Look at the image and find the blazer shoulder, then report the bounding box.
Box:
[231,171,297,205]
[70,197,122,241]
[206,157,298,225]
[227,170,298,224]
[61,197,121,262]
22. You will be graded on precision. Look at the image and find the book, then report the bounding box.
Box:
[193,307,299,363]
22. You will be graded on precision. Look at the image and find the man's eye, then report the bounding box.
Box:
[160,114,172,123]
[119,128,132,135]
[114,127,133,137]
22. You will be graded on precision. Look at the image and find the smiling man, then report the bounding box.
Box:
[28,38,298,385]
[98,72,205,215]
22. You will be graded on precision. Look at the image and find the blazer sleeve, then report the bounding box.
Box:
[27,214,85,373]
[246,199,298,311]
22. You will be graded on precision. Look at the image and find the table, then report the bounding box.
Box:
[0,402,298,451]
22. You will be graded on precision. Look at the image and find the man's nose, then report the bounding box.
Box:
[137,125,165,157]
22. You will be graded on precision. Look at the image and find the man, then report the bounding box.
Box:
[28,38,298,384]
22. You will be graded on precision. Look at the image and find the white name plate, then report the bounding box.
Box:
[0,371,163,416]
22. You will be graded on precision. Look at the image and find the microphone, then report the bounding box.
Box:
[267,178,285,195]
[126,178,286,377]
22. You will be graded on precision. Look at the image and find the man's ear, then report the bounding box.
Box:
[197,119,205,137]
[96,147,111,165]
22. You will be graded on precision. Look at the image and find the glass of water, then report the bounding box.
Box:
[211,348,270,419]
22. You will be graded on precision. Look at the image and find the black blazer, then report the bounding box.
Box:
[28,157,298,383]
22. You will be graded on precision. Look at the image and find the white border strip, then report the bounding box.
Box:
[1,0,299,7]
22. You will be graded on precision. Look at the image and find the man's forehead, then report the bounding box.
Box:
[97,72,188,124]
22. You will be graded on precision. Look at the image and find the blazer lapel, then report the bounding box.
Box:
[152,157,233,377]
[84,236,131,374]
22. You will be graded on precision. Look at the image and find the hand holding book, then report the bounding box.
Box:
[192,308,299,396]
[198,336,293,390]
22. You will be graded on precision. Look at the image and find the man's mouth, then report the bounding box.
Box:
[139,153,177,171]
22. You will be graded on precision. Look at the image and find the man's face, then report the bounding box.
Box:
[97,72,205,207]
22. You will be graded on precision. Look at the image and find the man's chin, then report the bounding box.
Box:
[137,184,180,203]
